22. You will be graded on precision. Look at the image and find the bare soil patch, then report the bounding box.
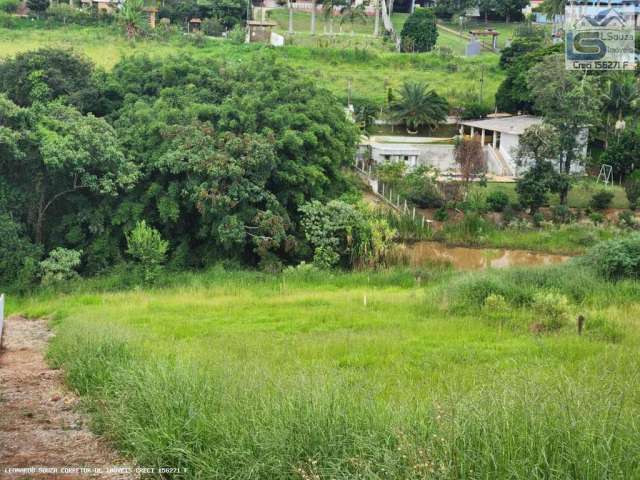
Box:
[0,316,134,479]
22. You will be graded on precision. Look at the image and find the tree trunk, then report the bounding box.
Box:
[373,0,379,36]
[410,0,415,14]
[311,0,316,34]
[35,177,45,245]
[288,0,293,34]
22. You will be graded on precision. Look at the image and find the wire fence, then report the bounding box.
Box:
[354,159,433,234]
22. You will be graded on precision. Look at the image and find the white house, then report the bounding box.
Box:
[458,115,588,177]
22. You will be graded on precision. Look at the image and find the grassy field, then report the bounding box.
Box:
[267,9,496,56]
[0,21,504,105]
[474,179,631,209]
[9,262,640,478]
[437,19,549,50]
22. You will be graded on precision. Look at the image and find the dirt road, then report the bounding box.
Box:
[0,316,134,479]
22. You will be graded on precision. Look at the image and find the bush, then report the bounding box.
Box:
[618,210,637,229]
[624,170,640,210]
[486,190,509,212]
[590,190,614,210]
[227,24,245,44]
[400,9,438,53]
[551,204,572,224]
[590,212,604,225]
[126,220,169,284]
[401,167,443,208]
[0,0,19,13]
[434,207,448,222]
[532,291,570,331]
[458,100,492,120]
[582,234,640,280]
[40,248,82,285]
[202,17,225,36]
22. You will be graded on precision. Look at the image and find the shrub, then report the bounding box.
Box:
[458,100,492,120]
[590,190,614,210]
[532,211,544,227]
[483,293,509,312]
[486,190,509,212]
[590,212,604,225]
[624,170,640,210]
[434,207,448,222]
[0,0,19,13]
[618,210,637,229]
[532,291,570,331]
[400,9,438,53]
[126,220,169,283]
[551,204,572,224]
[582,234,640,280]
[401,167,443,208]
[227,24,245,44]
[202,17,225,36]
[40,248,82,285]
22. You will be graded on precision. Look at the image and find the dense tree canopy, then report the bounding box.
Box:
[0,48,360,283]
[400,9,438,53]
[495,42,562,113]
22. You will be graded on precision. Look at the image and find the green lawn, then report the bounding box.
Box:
[437,19,550,50]
[9,264,640,478]
[0,22,503,105]
[475,180,630,209]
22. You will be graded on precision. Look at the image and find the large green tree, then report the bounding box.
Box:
[110,53,359,266]
[400,8,438,52]
[495,43,562,113]
[0,48,94,108]
[528,54,602,195]
[0,96,136,245]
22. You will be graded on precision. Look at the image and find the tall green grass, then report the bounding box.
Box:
[9,262,639,478]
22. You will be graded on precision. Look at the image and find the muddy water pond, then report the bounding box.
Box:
[406,242,571,270]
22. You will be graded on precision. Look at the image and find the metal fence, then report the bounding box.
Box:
[0,294,4,350]
[354,159,432,230]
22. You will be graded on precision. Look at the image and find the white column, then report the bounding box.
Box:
[492,131,497,148]
[481,128,485,145]
[470,126,475,136]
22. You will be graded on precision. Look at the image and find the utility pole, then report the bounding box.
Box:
[479,64,484,103]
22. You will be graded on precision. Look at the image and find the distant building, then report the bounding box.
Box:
[359,115,588,179]
[80,0,120,12]
[458,115,588,177]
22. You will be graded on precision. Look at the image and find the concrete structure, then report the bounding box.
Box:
[359,115,588,180]
[80,0,120,12]
[359,137,460,175]
[246,20,278,43]
[458,115,588,177]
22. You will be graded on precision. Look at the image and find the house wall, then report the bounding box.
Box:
[370,144,458,172]
[499,132,520,175]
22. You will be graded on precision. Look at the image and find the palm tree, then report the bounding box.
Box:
[119,0,145,40]
[339,1,366,35]
[389,81,449,134]
[602,73,640,145]
[541,0,564,37]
